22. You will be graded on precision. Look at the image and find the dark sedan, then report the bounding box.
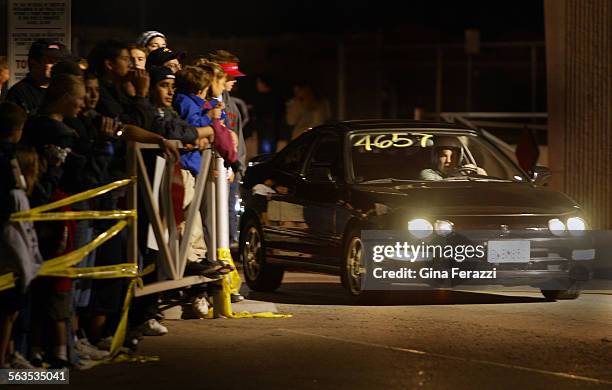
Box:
[238,120,594,300]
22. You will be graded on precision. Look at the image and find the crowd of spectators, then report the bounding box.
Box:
[0,31,249,369]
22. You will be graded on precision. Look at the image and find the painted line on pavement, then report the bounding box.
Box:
[278,328,612,385]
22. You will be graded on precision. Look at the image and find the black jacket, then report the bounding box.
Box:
[5,75,46,116]
[96,79,154,129]
[22,115,84,206]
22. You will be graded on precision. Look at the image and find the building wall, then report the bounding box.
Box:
[545,0,612,229]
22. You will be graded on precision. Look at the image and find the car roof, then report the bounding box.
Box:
[314,120,479,134]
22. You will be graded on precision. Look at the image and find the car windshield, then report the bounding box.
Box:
[349,130,526,183]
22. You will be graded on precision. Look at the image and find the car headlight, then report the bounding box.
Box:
[548,218,566,236]
[566,217,586,236]
[408,218,433,239]
[434,220,454,237]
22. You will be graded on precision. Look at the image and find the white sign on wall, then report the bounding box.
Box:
[7,0,71,87]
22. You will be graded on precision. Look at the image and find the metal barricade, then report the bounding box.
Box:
[128,141,224,297]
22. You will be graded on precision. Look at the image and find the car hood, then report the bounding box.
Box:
[350,181,580,216]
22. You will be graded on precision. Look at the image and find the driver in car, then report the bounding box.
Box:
[420,137,487,180]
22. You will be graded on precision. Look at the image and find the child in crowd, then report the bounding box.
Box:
[173,65,237,174]
[147,66,224,318]
[21,74,86,368]
[0,102,43,369]
[191,61,239,168]
[128,45,147,70]
[173,65,241,301]
[61,71,112,360]
[137,31,167,53]
[184,60,243,302]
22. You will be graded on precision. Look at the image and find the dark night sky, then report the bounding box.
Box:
[73,0,544,41]
[68,0,547,116]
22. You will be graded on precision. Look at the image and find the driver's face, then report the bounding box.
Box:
[437,149,455,173]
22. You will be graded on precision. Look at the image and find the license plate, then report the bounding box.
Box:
[487,240,530,263]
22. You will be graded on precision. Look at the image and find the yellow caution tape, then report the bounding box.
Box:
[232,311,293,319]
[10,210,136,222]
[10,178,134,218]
[140,263,156,277]
[41,220,128,272]
[217,247,242,295]
[206,249,291,319]
[217,247,232,261]
[2,178,138,293]
[110,278,137,358]
[206,275,292,319]
[0,272,16,293]
[1,177,167,365]
[104,262,157,360]
[40,263,139,279]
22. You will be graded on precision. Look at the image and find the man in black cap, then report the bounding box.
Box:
[6,39,69,115]
[146,47,184,74]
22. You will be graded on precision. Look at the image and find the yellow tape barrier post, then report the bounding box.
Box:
[209,248,291,319]
[208,157,290,319]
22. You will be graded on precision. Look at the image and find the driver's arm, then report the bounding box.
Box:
[420,168,444,181]
[462,163,488,176]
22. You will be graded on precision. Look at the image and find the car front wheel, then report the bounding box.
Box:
[341,228,365,296]
[239,218,284,292]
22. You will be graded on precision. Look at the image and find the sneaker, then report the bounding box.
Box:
[182,297,209,319]
[231,293,245,303]
[76,338,110,360]
[9,352,34,369]
[194,297,209,317]
[137,319,168,336]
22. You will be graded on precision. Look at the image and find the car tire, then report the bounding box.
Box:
[540,282,582,300]
[341,227,366,297]
[239,218,284,292]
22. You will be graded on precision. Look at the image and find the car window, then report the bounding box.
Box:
[274,132,315,175]
[306,134,343,179]
[349,130,525,182]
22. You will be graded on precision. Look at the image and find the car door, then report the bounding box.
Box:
[295,131,346,266]
[260,132,317,261]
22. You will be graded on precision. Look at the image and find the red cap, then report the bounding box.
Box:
[220,62,245,77]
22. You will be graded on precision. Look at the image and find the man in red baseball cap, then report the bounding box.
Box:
[219,62,245,78]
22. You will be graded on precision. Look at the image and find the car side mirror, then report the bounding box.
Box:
[531,166,551,186]
[307,166,335,183]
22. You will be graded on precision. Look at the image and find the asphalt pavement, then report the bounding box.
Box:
[70,272,612,389]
